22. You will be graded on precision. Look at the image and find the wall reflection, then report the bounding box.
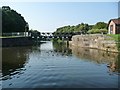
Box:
[70,46,120,74]
[53,42,72,56]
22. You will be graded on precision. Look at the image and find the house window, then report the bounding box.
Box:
[110,25,113,34]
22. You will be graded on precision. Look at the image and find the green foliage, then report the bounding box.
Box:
[55,23,91,34]
[2,6,28,33]
[100,29,108,33]
[87,29,107,34]
[107,34,120,41]
[106,34,120,51]
[87,22,108,34]
[93,22,107,29]
[87,29,100,34]
[29,29,40,38]
[55,22,107,34]
[52,38,63,43]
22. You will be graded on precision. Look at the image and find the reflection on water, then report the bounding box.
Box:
[2,43,43,79]
[2,41,119,88]
[53,42,72,56]
[2,47,32,79]
[70,46,120,74]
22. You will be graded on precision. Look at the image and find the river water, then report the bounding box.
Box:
[1,41,120,88]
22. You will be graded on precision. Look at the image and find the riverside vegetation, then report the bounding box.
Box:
[1,6,28,33]
[1,6,120,88]
[1,6,120,52]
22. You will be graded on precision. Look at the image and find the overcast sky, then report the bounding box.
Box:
[0,1,119,32]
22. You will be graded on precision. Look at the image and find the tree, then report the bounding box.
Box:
[29,29,40,38]
[55,23,90,34]
[2,6,28,33]
[93,22,107,29]
[87,29,107,34]
[55,22,107,35]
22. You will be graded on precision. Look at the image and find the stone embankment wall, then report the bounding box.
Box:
[69,34,119,52]
[1,37,33,47]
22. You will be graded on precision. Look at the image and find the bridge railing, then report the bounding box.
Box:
[31,31,84,41]
[1,32,29,37]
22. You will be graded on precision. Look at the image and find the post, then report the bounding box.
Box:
[25,26,26,37]
[25,22,29,37]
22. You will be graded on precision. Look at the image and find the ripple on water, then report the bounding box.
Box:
[2,41,119,88]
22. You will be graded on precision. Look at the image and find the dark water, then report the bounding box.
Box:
[1,41,120,88]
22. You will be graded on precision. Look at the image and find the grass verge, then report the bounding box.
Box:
[106,34,120,41]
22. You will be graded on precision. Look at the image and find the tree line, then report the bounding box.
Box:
[55,22,108,34]
[1,6,108,35]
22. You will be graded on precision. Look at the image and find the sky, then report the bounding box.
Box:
[0,1,119,32]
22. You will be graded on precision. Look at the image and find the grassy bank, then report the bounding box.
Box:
[107,34,120,42]
[106,34,120,51]
[106,34,120,52]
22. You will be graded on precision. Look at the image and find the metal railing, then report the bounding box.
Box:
[1,32,28,37]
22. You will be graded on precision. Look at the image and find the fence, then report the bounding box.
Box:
[1,32,28,37]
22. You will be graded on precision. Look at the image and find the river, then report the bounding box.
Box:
[1,41,120,88]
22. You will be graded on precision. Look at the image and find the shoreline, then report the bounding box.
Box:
[1,37,34,47]
[69,43,119,53]
[69,34,120,53]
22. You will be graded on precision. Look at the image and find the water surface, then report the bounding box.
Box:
[2,41,119,88]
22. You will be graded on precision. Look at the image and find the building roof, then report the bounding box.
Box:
[109,19,120,25]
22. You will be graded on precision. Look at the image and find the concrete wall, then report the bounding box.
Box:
[69,34,118,52]
[1,37,33,47]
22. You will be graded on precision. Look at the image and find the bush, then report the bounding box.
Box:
[87,29,107,34]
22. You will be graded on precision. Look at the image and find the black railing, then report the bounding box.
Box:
[30,31,84,41]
